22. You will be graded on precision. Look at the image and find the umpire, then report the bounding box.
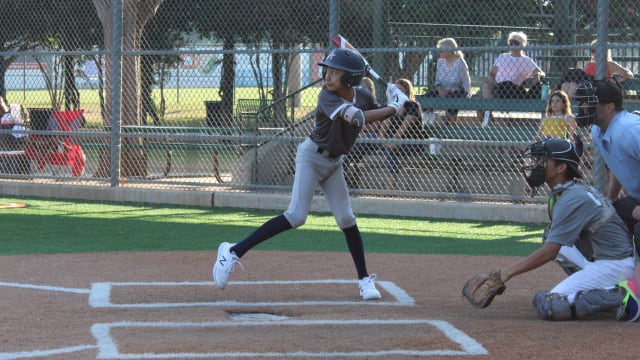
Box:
[574,79,640,257]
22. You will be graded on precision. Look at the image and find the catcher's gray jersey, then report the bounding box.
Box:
[545,181,633,260]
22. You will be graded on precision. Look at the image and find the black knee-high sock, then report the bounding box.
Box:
[343,224,368,279]
[231,214,292,258]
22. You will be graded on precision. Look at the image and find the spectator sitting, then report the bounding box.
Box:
[556,67,592,98]
[381,78,425,190]
[585,40,634,82]
[0,97,26,151]
[423,37,471,125]
[537,90,577,141]
[476,31,545,125]
[554,40,633,99]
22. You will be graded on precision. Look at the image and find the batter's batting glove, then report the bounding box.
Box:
[386,83,409,115]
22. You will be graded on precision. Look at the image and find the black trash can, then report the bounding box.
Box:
[28,108,53,131]
[204,101,224,127]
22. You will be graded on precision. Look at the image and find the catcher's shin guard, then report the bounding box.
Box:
[533,291,574,321]
[573,288,624,319]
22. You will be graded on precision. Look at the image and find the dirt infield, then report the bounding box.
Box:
[0,251,637,359]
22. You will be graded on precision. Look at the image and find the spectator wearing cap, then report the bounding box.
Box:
[476,31,545,125]
[581,79,640,256]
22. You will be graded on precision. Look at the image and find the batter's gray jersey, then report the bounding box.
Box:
[310,87,380,155]
[545,181,633,260]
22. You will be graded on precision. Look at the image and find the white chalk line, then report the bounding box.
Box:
[88,280,415,308]
[1,280,487,358]
[0,345,97,360]
[0,281,90,294]
[91,319,488,359]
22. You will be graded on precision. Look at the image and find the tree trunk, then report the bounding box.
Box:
[92,0,164,178]
[0,57,6,99]
[220,35,235,128]
[271,48,287,128]
[63,55,80,111]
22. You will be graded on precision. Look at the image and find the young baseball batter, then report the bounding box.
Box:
[213,48,408,300]
[463,137,638,321]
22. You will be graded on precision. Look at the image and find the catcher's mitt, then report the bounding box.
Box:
[462,270,506,308]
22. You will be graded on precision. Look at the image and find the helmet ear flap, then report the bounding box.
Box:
[341,73,361,88]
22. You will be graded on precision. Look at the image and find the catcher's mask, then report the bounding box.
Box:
[573,80,598,127]
[573,78,623,127]
[319,48,366,88]
[522,137,583,195]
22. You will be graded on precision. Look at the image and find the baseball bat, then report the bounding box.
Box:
[331,34,387,86]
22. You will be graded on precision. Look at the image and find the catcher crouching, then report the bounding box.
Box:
[462,137,639,321]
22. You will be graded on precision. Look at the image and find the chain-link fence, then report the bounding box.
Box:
[0,0,638,205]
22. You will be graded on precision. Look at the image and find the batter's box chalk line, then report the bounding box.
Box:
[88,279,416,308]
[91,319,488,359]
[0,280,488,359]
[0,345,97,360]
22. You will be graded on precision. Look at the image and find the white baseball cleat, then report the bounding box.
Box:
[359,274,382,300]
[213,242,241,289]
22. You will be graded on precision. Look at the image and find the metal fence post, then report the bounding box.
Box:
[110,0,123,187]
[592,0,609,193]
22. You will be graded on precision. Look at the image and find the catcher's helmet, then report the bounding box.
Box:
[522,137,583,194]
[319,48,366,88]
[573,79,624,127]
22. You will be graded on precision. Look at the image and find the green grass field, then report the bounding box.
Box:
[0,196,545,256]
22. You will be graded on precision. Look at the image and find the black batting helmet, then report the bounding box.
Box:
[319,48,366,88]
[522,137,583,194]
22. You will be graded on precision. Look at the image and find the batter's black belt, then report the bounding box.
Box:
[316,145,340,159]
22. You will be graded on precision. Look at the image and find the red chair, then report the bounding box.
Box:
[25,109,86,177]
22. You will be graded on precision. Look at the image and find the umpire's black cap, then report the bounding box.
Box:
[593,79,623,110]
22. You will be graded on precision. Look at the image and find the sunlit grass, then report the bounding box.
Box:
[0,196,545,256]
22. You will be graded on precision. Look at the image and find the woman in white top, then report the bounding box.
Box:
[425,38,471,124]
[477,31,545,124]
